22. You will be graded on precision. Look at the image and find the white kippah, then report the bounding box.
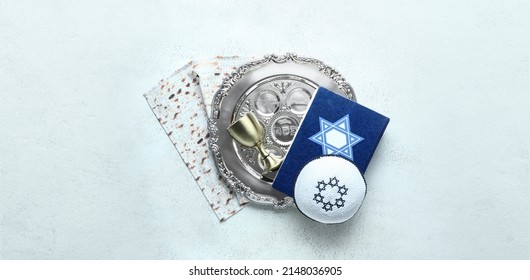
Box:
[294,155,366,224]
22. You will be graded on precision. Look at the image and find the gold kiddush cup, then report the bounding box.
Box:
[227,112,283,174]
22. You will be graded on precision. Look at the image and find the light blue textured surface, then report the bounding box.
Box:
[0,0,529,259]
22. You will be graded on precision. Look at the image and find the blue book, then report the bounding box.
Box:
[272,87,390,197]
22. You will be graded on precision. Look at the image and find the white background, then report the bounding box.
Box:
[0,0,528,259]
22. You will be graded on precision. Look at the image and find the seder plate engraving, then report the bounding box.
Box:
[208,53,356,207]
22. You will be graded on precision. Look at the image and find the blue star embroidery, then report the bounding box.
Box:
[308,114,363,161]
[313,176,349,212]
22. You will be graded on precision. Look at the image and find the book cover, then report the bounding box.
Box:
[272,87,390,196]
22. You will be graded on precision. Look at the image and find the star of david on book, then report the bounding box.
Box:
[308,114,364,161]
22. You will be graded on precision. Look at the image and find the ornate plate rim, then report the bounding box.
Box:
[208,53,355,208]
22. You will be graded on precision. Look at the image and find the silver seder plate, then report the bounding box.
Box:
[208,53,355,208]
